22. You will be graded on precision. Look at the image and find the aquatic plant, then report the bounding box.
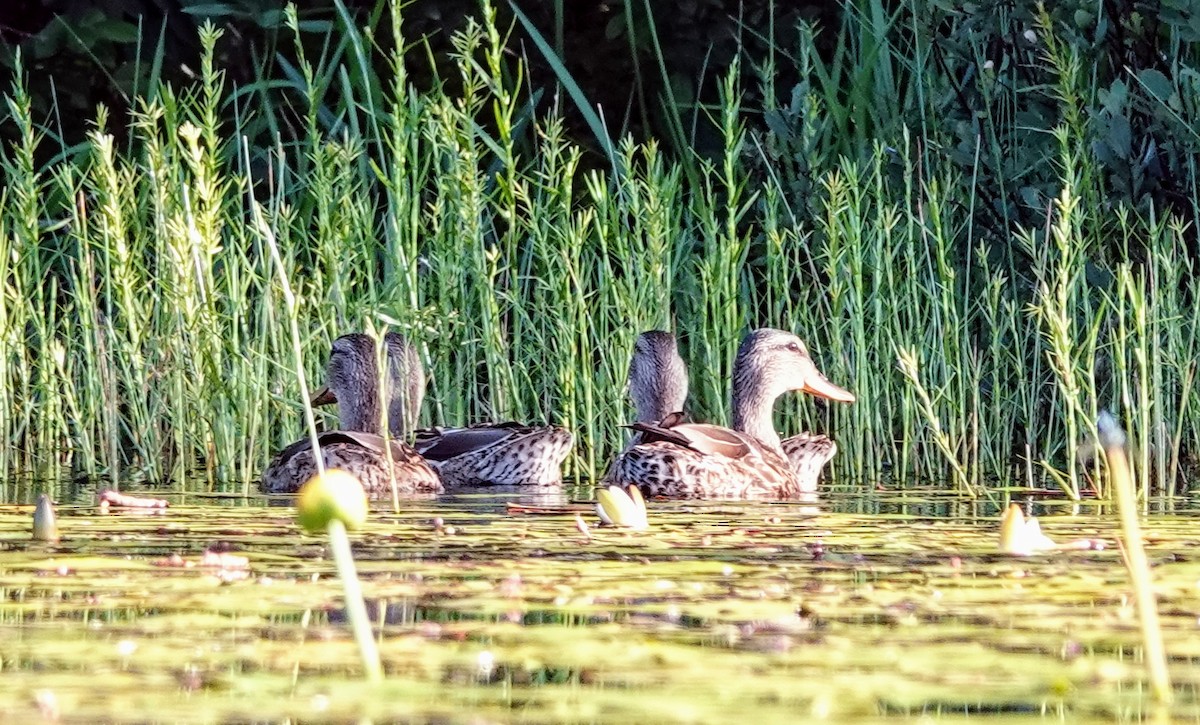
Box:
[998,504,1056,556]
[1099,412,1171,704]
[596,485,648,530]
[296,469,381,682]
[30,494,57,543]
[1,494,1196,720]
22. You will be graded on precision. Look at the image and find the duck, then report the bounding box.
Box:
[412,421,574,488]
[601,329,689,478]
[620,328,845,492]
[626,330,689,429]
[260,333,443,497]
[781,432,840,492]
[314,336,574,488]
[606,328,855,498]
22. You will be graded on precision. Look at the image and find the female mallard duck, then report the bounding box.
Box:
[260,333,442,497]
[412,422,573,487]
[781,433,839,492]
[620,329,845,493]
[412,420,574,488]
[627,330,689,426]
[602,330,689,477]
[607,328,854,498]
[310,334,575,487]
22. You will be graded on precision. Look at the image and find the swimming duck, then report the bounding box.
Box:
[602,330,689,477]
[606,328,854,498]
[412,420,574,487]
[620,328,845,492]
[627,329,689,426]
[260,333,442,497]
[781,432,840,492]
[306,335,574,488]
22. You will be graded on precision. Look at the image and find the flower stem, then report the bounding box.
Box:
[1099,412,1170,703]
[326,518,383,682]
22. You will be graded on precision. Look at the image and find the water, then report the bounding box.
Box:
[1,482,1198,721]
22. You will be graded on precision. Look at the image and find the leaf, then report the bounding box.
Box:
[605,14,626,41]
[181,5,240,17]
[509,0,615,165]
[1098,79,1127,115]
[1105,114,1131,159]
[94,19,141,43]
[1137,69,1174,104]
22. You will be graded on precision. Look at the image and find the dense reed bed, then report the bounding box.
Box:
[1,1,1198,499]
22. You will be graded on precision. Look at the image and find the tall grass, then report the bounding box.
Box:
[2,0,1199,500]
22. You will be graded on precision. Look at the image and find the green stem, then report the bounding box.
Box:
[327,518,383,682]
[1101,412,1170,704]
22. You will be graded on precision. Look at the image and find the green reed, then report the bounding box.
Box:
[1,0,1199,500]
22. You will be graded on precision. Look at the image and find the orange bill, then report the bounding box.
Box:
[802,368,856,403]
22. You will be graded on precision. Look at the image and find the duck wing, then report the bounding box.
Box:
[272,430,415,461]
[669,423,758,459]
[413,422,573,487]
[781,432,837,467]
[261,429,440,497]
[623,411,693,448]
[414,424,525,461]
[624,415,759,460]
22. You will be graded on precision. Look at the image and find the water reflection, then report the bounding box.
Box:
[6,474,1200,519]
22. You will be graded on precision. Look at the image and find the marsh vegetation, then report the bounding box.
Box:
[2,1,1199,718]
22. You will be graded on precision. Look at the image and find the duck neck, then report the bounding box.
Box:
[387,397,414,438]
[635,391,668,424]
[386,383,422,438]
[385,342,425,438]
[731,382,783,453]
[631,355,687,424]
[340,388,383,434]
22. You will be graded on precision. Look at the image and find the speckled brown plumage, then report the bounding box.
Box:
[781,433,838,494]
[260,334,442,497]
[261,430,441,497]
[606,328,854,499]
[414,422,574,487]
[300,332,576,488]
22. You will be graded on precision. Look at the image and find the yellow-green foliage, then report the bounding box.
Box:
[1,7,1197,501]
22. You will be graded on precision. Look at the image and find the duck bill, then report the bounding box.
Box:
[802,370,856,403]
[311,386,337,406]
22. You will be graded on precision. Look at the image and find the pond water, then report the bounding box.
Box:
[1,482,1199,722]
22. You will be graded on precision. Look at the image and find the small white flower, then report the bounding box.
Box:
[477,650,495,678]
[1023,29,1037,44]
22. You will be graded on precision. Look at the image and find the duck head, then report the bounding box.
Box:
[312,332,425,436]
[731,328,855,448]
[627,330,689,423]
